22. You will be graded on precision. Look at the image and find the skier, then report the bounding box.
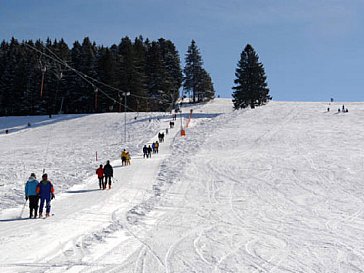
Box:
[121,149,127,166]
[143,145,148,158]
[104,160,113,189]
[36,173,55,218]
[342,105,345,112]
[24,173,39,218]
[166,128,168,135]
[96,164,104,189]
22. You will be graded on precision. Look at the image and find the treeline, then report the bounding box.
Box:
[0,37,215,116]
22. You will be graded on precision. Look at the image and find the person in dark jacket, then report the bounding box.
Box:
[25,173,39,218]
[96,165,104,189]
[103,160,113,189]
[36,173,55,218]
[143,145,148,158]
[147,145,152,158]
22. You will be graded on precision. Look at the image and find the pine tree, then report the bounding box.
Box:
[96,46,116,112]
[183,40,203,103]
[131,36,148,111]
[158,38,182,111]
[51,39,69,114]
[145,41,168,111]
[0,38,19,115]
[183,40,214,103]
[232,44,271,109]
[196,69,215,102]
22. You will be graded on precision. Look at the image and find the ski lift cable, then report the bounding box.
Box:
[40,42,176,110]
[43,45,153,101]
[40,43,168,102]
[25,42,172,110]
[21,45,142,178]
[24,43,123,107]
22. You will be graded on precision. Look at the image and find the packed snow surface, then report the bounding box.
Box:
[1,99,364,272]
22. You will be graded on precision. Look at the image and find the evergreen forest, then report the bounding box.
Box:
[0,37,215,116]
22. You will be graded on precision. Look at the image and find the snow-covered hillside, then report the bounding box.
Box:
[0,112,166,209]
[1,99,364,272]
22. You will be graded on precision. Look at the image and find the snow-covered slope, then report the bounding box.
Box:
[0,112,165,209]
[1,99,364,272]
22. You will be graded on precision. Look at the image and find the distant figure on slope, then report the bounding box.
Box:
[342,105,345,112]
[338,108,341,113]
[25,173,39,218]
[121,149,127,166]
[143,145,148,158]
[36,173,55,218]
[158,132,165,143]
[155,141,159,154]
[147,145,152,158]
[126,151,131,165]
[327,107,330,112]
[103,160,113,189]
[96,164,104,189]
[152,142,156,154]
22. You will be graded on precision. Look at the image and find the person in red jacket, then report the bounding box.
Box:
[96,164,104,189]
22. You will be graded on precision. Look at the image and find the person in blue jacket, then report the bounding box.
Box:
[24,173,39,218]
[36,173,55,218]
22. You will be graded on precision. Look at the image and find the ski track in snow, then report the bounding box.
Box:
[2,100,364,272]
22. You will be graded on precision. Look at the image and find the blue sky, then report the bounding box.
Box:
[1,0,364,101]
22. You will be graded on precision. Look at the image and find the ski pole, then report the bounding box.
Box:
[19,199,27,219]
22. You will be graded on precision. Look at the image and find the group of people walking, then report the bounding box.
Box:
[96,160,114,190]
[143,141,160,158]
[24,173,55,218]
[120,149,131,166]
[23,119,173,219]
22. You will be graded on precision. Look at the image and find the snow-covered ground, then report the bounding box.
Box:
[0,111,165,209]
[1,99,364,272]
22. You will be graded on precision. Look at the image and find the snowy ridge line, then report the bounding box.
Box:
[0,114,87,134]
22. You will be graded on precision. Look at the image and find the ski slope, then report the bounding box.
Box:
[1,99,364,272]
